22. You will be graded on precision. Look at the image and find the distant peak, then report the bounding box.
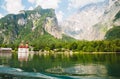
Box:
[34,6,42,10]
[19,10,25,14]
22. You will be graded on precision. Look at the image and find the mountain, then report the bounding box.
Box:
[0,6,74,45]
[105,26,120,40]
[0,0,119,45]
[93,0,120,40]
[62,0,120,40]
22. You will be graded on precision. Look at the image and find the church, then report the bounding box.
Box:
[18,42,29,61]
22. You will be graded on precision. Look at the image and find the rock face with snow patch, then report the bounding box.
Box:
[93,0,120,40]
[18,18,27,26]
[44,17,62,39]
[62,0,120,40]
[0,6,62,44]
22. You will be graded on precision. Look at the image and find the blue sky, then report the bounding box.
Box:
[0,0,106,22]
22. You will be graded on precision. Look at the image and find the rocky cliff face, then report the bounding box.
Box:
[44,17,62,39]
[93,0,120,40]
[62,0,120,40]
[0,6,62,44]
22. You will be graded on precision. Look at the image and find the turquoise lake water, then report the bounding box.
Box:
[0,52,120,79]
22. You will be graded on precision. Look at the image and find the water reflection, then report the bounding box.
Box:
[0,66,58,79]
[18,52,29,61]
[0,52,120,79]
[46,64,108,76]
[65,64,107,76]
[0,48,12,59]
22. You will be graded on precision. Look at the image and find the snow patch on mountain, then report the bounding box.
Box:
[61,0,120,40]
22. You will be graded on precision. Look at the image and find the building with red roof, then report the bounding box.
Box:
[18,42,29,61]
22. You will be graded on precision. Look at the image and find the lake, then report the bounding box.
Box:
[0,52,120,79]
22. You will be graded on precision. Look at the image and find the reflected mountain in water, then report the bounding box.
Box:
[0,52,120,79]
[65,64,107,76]
[46,64,107,76]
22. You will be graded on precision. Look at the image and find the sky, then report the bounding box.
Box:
[0,0,106,23]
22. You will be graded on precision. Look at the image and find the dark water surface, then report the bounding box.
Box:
[0,52,120,79]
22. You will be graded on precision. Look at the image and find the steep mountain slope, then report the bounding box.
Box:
[105,1,120,39]
[93,0,120,40]
[105,26,120,40]
[0,6,63,44]
[62,0,120,40]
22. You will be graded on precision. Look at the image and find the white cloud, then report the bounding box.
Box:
[56,11,64,23]
[68,0,105,9]
[28,0,60,9]
[28,7,34,10]
[28,0,35,4]
[36,0,60,9]
[4,0,24,14]
[0,14,3,18]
